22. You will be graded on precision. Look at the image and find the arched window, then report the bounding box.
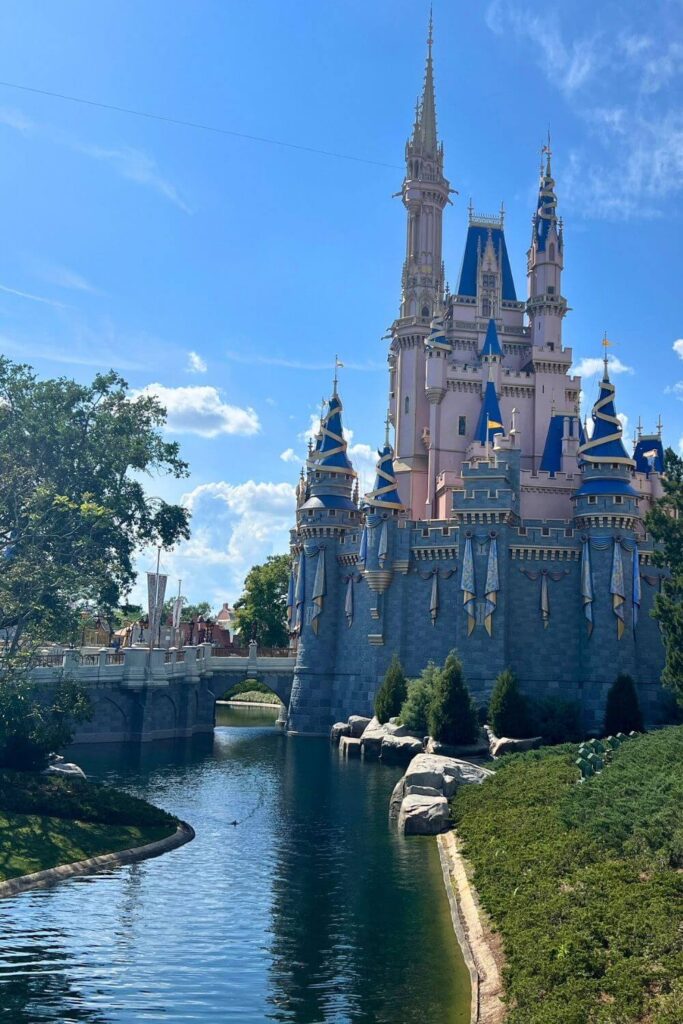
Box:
[482,298,492,317]
[404,395,410,415]
[421,305,430,318]
[549,243,555,261]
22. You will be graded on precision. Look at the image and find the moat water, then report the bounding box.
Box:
[0,706,470,1023]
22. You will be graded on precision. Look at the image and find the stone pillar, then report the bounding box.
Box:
[121,646,147,689]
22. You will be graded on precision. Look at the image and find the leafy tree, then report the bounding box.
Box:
[162,599,212,623]
[399,662,438,734]
[604,673,644,735]
[489,668,531,738]
[233,554,291,647]
[0,359,190,651]
[375,654,408,724]
[428,650,479,745]
[0,663,91,769]
[646,447,683,705]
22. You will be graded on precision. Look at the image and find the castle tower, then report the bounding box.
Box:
[527,138,567,350]
[390,12,451,516]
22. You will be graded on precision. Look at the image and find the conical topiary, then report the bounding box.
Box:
[374,654,408,724]
[427,650,479,746]
[489,668,531,738]
[399,661,439,735]
[603,673,644,735]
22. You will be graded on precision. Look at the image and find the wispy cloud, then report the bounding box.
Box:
[225,350,385,372]
[0,282,69,309]
[0,105,189,212]
[39,263,99,294]
[484,2,683,220]
[0,331,145,370]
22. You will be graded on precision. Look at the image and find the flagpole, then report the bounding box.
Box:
[150,545,161,651]
[176,578,182,648]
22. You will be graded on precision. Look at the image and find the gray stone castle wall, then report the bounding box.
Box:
[287,451,670,735]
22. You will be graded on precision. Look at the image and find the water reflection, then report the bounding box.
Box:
[0,708,469,1023]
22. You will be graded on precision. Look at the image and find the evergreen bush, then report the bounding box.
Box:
[427,650,478,745]
[489,668,531,738]
[374,655,407,724]
[399,662,438,735]
[604,673,644,735]
[529,697,582,744]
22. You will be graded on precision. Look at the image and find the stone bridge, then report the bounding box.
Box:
[29,641,296,743]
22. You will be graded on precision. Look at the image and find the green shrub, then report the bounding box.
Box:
[529,697,583,744]
[604,673,644,735]
[374,655,408,724]
[452,727,683,1024]
[488,668,531,738]
[0,670,91,770]
[0,770,177,828]
[427,650,478,745]
[399,662,438,734]
[224,678,273,699]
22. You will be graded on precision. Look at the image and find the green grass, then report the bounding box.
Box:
[227,690,281,704]
[0,811,170,881]
[0,770,178,882]
[452,727,683,1024]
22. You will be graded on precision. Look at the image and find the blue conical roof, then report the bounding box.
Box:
[475,381,505,444]
[533,156,559,253]
[633,436,664,475]
[480,318,503,358]
[578,370,634,467]
[365,444,404,510]
[540,414,585,474]
[311,391,356,474]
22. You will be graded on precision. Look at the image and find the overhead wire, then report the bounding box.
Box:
[0,79,402,171]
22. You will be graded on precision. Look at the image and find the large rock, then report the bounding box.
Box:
[424,736,489,758]
[404,753,492,797]
[330,722,351,745]
[347,715,372,738]
[339,736,362,758]
[484,726,543,759]
[42,762,86,780]
[389,778,405,819]
[360,717,387,759]
[380,734,424,764]
[398,793,450,835]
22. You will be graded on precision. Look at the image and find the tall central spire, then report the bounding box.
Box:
[418,7,438,155]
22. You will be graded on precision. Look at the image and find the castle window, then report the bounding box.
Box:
[422,528,429,537]
[588,496,597,505]
[329,510,336,516]
[458,415,467,436]
[615,496,623,504]
[482,298,492,317]
[549,243,555,261]
[442,526,449,536]
[565,527,573,538]
[547,285,555,295]
[404,395,410,415]
[421,305,430,318]
[483,273,496,289]
[542,527,550,537]
[518,527,527,536]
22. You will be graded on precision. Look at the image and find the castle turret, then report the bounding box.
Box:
[527,138,567,350]
[390,12,451,516]
[573,355,639,528]
[300,384,357,515]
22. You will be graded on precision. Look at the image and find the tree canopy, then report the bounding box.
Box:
[233,554,291,647]
[0,359,190,650]
[646,446,683,704]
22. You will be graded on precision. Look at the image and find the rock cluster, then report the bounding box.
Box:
[391,754,493,835]
[483,725,543,759]
[332,715,424,764]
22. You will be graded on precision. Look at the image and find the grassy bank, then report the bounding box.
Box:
[0,771,178,882]
[226,690,281,705]
[452,727,683,1024]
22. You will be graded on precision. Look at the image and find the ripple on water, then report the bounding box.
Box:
[0,716,470,1023]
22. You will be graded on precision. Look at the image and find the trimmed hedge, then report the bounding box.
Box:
[452,727,683,1024]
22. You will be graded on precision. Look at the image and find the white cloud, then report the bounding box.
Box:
[348,442,378,495]
[673,339,683,359]
[679,435,683,455]
[280,447,300,463]
[617,412,629,437]
[186,350,207,374]
[571,356,634,378]
[135,383,260,437]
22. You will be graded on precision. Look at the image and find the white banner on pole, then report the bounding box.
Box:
[147,572,168,647]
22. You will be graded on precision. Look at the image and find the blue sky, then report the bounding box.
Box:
[0,0,681,608]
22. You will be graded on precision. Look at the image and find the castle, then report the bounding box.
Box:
[284,22,669,735]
